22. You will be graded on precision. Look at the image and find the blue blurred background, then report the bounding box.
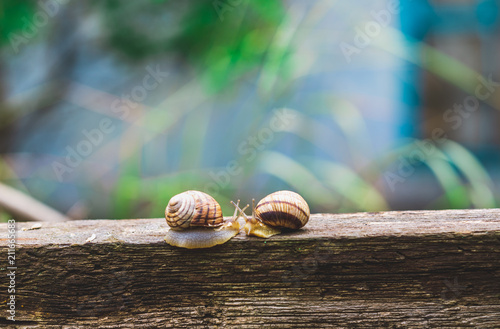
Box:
[1,0,499,221]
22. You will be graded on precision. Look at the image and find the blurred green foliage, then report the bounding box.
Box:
[0,1,35,46]
[98,0,288,92]
[0,0,497,222]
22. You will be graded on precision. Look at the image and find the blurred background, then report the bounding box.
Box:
[0,0,499,221]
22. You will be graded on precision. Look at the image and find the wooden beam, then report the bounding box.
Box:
[1,208,500,328]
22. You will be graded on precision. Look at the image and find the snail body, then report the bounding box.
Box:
[164,191,246,249]
[235,190,310,238]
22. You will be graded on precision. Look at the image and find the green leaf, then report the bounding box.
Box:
[257,151,338,208]
[441,140,496,208]
[313,159,388,211]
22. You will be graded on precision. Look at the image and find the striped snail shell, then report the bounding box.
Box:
[164,191,247,249]
[233,190,310,238]
[255,190,310,230]
[165,190,223,229]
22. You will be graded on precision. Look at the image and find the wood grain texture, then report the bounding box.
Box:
[0,208,500,328]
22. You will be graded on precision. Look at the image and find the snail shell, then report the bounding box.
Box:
[165,191,223,229]
[238,190,310,238]
[164,191,246,249]
[255,190,310,230]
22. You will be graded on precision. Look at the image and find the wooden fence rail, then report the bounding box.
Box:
[1,208,500,328]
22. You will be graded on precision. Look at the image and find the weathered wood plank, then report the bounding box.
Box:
[1,208,500,328]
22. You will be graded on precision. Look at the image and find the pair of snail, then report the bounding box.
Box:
[164,190,310,249]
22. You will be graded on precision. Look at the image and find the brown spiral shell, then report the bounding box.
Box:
[255,190,310,229]
[165,191,223,229]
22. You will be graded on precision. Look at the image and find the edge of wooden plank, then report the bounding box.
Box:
[0,208,499,247]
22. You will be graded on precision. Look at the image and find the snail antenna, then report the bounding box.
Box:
[230,200,249,220]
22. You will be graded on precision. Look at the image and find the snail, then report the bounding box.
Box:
[164,190,248,249]
[232,190,310,238]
